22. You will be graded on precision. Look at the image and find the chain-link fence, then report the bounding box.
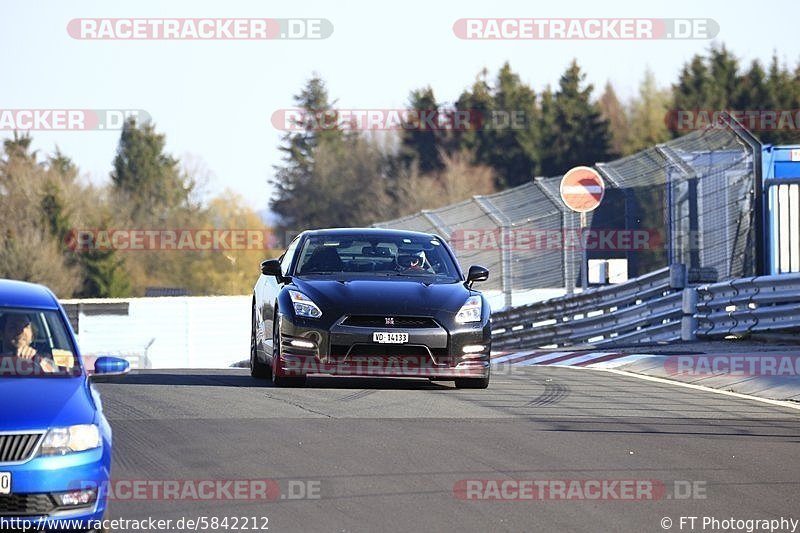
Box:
[374,119,761,307]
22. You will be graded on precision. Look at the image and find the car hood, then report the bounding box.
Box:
[0,377,95,431]
[290,277,476,319]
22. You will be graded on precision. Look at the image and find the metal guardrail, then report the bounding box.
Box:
[692,273,800,338]
[491,267,800,350]
[491,265,688,350]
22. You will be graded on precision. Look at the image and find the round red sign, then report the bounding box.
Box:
[559,166,605,213]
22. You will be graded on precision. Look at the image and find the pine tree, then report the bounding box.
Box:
[598,82,628,157]
[270,76,392,231]
[399,87,445,174]
[454,70,495,172]
[489,63,539,187]
[540,60,614,176]
[452,64,539,187]
[764,55,799,144]
[672,54,715,136]
[708,45,740,109]
[111,118,190,222]
[626,69,671,153]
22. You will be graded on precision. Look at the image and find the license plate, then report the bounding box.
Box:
[372,331,409,344]
[0,472,10,495]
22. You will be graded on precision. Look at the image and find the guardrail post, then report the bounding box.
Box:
[681,287,698,341]
[669,263,687,289]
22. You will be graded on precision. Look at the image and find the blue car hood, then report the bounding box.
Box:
[0,377,95,431]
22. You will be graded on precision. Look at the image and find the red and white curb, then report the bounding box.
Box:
[490,350,657,369]
[490,350,800,404]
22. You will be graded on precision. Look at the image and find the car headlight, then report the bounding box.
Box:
[455,295,483,323]
[39,424,101,456]
[289,290,322,319]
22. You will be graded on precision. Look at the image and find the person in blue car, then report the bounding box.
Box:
[0,313,57,372]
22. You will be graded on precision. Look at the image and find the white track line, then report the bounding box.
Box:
[545,364,800,411]
[586,354,659,369]
[491,350,541,364]
[507,351,579,366]
[547,352,617,366]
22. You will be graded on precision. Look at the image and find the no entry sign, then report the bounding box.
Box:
[559,166,605,213]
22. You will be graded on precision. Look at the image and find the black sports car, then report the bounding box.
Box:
[250,228,491,388]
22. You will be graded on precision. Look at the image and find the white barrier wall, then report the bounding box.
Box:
[60,290,564,370]
[61,295,251,369]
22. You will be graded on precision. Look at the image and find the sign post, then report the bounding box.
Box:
[559,166,606,290]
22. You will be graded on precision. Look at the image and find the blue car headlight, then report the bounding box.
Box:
[455,295,483,323]
[289,290,322,319]
[39,424,101,456]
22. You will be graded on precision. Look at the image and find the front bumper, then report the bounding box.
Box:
[0,446,108,526]
[276,314,491,379]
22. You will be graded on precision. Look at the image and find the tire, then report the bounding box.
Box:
[250,303,271,379]
[454,366,490,389]
[454,377,490,389]
[271,313,305,388]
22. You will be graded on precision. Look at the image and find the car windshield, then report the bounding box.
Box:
[294,234,461,282]
[0,308,80,378]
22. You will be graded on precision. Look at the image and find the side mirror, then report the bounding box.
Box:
[90,356,130,382]
[261,259,283,277]
[465,265,489,288]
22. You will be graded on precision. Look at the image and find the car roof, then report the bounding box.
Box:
[0,279,60,310]
[301,227,443,240]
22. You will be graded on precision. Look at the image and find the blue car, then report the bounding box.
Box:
[0,279,129,531]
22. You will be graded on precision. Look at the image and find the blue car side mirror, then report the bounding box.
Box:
[91,356,130,381]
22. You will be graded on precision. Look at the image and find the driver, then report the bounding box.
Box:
[400,251,428,272]
[1,314,56,373]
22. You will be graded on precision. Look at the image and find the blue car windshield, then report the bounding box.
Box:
[0,308,80,377]
[294,235,461,282]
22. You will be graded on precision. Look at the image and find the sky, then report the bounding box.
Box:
[3,0,799,217]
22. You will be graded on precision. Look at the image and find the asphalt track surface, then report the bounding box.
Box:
[98,367,800,533]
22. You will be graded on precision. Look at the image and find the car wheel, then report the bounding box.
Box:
[454,366,490,389]
[454,377,490,389]
[272,313,305,388]
[250,303,271,379]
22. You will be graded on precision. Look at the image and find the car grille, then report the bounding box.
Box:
[341,316,438,328]
[346,344,432,358]
[0,433,42,463]
[0,493,56,516]
[330,344,450,362]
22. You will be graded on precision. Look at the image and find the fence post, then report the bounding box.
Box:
[472,197,513,309]
[499,226,513,309]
